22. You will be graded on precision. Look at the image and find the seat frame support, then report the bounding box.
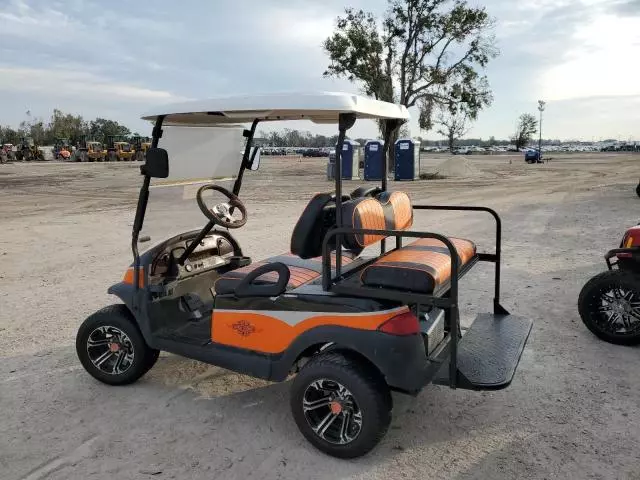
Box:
[321,205,505,388]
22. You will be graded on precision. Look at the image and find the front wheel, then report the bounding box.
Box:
[578,270,640,345]
[76,304,159,385]
[635,182,640,198]
[290,352,392,458]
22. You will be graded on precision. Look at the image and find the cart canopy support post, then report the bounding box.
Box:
[131,115,165,291]
[380,118,403,254]
[333,113,356,277]
[233,118,260,197]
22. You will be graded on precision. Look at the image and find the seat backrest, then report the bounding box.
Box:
[290,193,335,259]
[341,191,413,250]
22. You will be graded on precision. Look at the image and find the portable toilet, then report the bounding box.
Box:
[394,138,421,181]
[335,140,361,180]
[364,140,384,181]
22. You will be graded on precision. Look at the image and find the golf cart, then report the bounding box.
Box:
[76,92,532,458]
[578,224,640,345]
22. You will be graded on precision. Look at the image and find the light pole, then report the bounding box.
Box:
[538,100,545,162]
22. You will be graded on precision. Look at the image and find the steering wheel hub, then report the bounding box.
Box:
[196,184,248,229]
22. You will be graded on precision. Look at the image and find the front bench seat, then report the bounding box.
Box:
[214,252,356,295]
[215,192,359,296]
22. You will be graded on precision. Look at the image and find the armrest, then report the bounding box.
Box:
[234,262,290,298]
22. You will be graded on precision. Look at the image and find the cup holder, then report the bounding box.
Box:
[227,256,252,269]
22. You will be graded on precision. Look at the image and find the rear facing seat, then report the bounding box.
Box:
[340,191,477,294]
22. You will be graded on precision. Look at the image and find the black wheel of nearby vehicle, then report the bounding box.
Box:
[76,304,159,385]
[290,352,392,458]
[578,270,640,345]
[635,182,640,198]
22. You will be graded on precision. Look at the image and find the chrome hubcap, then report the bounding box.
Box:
[598,287,640,335]
[303,379,362,445]
[86,326,135,375]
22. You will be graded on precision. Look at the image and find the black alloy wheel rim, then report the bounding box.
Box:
[86,326,135,375]
[303,379,363,445]
[597,286,640,336]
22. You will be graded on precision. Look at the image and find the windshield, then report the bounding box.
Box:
[141,178,237,248]
[155,125,245,186]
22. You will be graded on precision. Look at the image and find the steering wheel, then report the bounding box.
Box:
[196,184,247,229]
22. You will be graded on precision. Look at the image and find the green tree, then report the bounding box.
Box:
[89,118,131,141]
[49,109,87,144]
[512,113,538,150]
[0,126,20,144]
[324,0,498,130]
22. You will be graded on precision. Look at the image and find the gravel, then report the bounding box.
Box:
[1,153,639,479]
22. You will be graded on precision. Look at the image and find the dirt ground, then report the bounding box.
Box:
[1,153,639,479]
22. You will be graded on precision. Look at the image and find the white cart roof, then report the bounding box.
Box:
[141,92,410,125]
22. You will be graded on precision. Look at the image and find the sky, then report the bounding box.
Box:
[0,0,638,141]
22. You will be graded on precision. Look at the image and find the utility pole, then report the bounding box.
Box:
[538,100,546,162]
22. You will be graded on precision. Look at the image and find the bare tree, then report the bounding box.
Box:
[512,113,538,150]
[435,111,470,152]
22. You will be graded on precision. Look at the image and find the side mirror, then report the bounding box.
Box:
[141,148,169,178]
[249,147,261,171]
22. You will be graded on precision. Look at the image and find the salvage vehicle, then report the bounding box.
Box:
[106,136,134,161]
[53,138,72,160]
[76,92,532,458]
[524,148,542,164]
[132,135,151,162]
[578,224,640,345]
[75,137,106,162]
[1,143,16,162]
[15,137,44,161]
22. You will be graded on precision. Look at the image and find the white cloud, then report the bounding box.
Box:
[541,14,640,101]
[0,66,188,103]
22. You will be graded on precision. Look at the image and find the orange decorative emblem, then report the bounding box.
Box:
[230,320,259,337]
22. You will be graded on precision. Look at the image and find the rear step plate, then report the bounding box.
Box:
[434,313,532,390]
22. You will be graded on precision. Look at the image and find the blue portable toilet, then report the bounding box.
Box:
[364,140,384,181]
[394,138,421,181]
[334,140,361,180]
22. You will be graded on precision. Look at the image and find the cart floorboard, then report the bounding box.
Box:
[434,313,532,390]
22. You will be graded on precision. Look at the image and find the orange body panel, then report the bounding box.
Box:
[211,307,409,354]
[122,267,145,287]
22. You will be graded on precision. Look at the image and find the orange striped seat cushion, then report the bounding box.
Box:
[214,251,356,295]
[361,237,476,294]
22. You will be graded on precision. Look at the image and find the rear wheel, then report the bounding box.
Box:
[76,304,159,385]
[290,352,392,458]
[578,270,640,345]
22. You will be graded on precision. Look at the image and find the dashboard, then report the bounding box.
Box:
[150,233,235,279]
